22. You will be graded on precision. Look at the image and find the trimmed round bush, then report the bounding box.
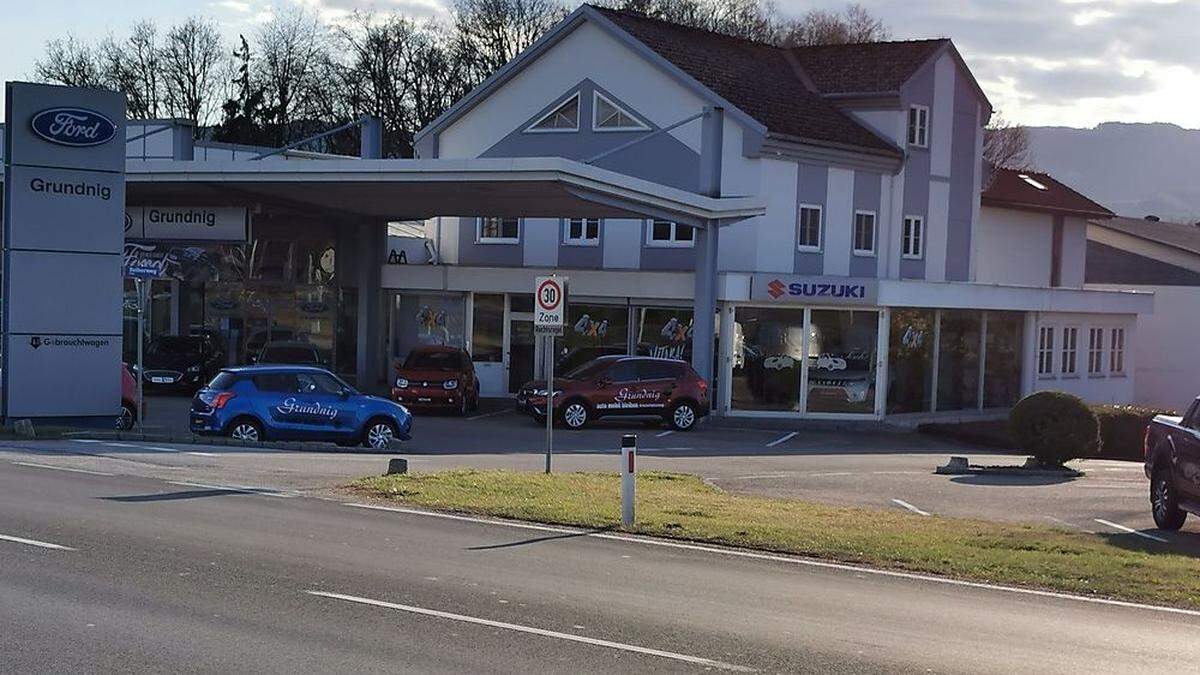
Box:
[1009,391,1100,467]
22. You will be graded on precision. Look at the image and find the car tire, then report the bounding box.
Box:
[227,417,264,443]
[669,401,699,432]
[560,400,590,430]
[117,402,136,431]
[1151,468,1187,530]
[458,394,470,417]
[471,383,481,411]
[362,418,399,450]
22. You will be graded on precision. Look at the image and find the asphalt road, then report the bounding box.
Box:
[1,460,1198,674]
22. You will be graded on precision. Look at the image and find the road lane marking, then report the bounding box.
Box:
[872,471,923,475]
[1094,519,1168,543]
[306,590,753,672]
[167,481,296,498]
[655,430,674,438]
[69,439,107,444]
[0,533,75,551]
[765,432,797,448]
[341,503,1200,617]
[726,473,794,480]
[891,499,930,516]
[807,472,854,477]
[11,461,114,477]
[184,451,220,457]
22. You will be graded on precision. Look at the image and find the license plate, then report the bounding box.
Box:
[417,397,432,403]
[151,376,172,384]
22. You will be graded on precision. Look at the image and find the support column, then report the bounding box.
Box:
[356,221,386,389]
[360,116,383,159]
[692,106,724,392]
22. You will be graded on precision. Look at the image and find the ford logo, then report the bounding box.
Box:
[30,107,117,147]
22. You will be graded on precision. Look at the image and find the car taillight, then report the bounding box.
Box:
[210,392,236,409]
[697,379,708,394]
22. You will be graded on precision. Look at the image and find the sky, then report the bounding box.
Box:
[0,0,1196,129]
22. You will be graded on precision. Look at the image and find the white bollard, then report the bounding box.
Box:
[621,434,636,527]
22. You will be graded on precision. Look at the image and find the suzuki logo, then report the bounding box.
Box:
[30,107,117,147]
[767,279,786,299]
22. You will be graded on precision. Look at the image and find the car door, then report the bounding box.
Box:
[590,360,641,417]
[285,371,349,440]
[633,360,677,415]
[253,373,303,439]
[309,371,360,439]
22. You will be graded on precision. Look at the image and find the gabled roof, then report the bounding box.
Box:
[787,39,949,95]
[591,6,900,156]
[981,167,1114,219]
[1091,216,1200,257]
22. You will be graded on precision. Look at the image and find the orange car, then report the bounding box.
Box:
[391,346,480,415]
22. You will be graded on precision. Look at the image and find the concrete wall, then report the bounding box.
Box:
[976,206,1052,286]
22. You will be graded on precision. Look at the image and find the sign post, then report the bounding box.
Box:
[125,264,160,429]
[534,275,566,474]
[621,434,636,526]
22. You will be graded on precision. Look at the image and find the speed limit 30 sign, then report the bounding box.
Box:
[534,275,567,334]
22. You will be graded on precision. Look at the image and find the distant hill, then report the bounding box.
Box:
[1026,122,1200,223]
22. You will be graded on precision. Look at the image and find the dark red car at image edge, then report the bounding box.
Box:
[391,345,480,415]
[518,355,708,431]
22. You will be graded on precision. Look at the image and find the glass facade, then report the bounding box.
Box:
[936,310,982,411]
[556,303,630,372]
[633,307,694,362]
[887,308,935,413]
[806,310,878,414]
[470,293,505,364]
[983,311,1024,408]
[730,307,806,411]
[389,293,466,364]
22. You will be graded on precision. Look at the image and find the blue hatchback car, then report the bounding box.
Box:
[190,365,412,449]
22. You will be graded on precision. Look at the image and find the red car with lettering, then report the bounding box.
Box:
[391,345,480,415]
[518,356,708,431]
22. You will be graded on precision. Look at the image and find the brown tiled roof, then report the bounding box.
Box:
[788,39,949,95]
[1092,216,1200,257]
[592,6,901,156]
[981,167,1114,218]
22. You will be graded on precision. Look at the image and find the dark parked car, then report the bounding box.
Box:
[190,365,412,449]
[254,341,328,367]
[244,328,301,361]
[1144,397,1200,529]
[391,345,480,415]
[517,355,709,431]
[139,334,224,392]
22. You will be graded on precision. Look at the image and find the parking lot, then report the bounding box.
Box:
[60,393,1179,552]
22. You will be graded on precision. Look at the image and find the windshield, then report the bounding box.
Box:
[563,359,613,380]
[260,346,319,364]
[403,350,464,370]
[147,336,203,356]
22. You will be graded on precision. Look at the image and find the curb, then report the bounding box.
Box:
[935,456,1084,477]
[61,430,404,453]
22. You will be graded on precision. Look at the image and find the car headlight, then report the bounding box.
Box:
[395,377,409,388]
[443,379,458,390]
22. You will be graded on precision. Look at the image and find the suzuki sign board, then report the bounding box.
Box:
[750,274,878,306]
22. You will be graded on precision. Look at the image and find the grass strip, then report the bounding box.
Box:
[350,469,1200,609]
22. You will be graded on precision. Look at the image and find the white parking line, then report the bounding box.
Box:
[69,439,106,444]
[654,430,674,438]
[11,461,114,477]
[101,442,146,450]
[0,533,75,551]
[891,499,931,516]
[342,503,1200,618]
[306,590,752,672]
[1094,519,1168,543]
[765,432,797,448]
[872,471,924,476]
[807,472,855,477]
[727,473,794,480]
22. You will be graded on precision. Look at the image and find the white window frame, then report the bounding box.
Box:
[591,91,649,132]
[902,215,925,259]
[525,93,580,133]
[852,210,877,257]
[1060,325,1079,377]
[563,218,600,246]
[1087,326,1105,377]
[1037,325,1056,377]
[645,219,695,248]
[908,104,929,148]
[1109,326,1126,375]
[476,217,521,244]
[796,204,823,252]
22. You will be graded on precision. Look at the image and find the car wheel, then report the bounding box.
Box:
[458,395,470,417]
[363,418,399,450]
[561,400,590,430]
[1151,469,1187,530]
[228,418,264,443]
[116,403,136,431]
[669,401,698,432]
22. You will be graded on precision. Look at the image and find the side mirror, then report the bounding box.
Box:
[339,388,350,400]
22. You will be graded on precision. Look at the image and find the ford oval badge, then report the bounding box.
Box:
[30,107,117,147]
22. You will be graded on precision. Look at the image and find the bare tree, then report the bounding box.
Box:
[608,0,782,42]
[984,112,1033,172]
[255,6,329,144]
[452,0,568,80]
[34,35,105,88]
[161,17,225,126]
[99,21,163,119]
[781,3,891,46]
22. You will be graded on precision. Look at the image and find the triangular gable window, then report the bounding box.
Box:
[593,91,648,131]
[527,94,579,132]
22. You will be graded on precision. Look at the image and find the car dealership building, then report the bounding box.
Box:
[0,5,1152,423]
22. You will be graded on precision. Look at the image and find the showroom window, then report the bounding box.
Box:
[807,310,879,414]
[1060,326,1079,376]
[634,307,693,362]
[1110,327,1125,374]
[730,307,806,411]
[470,293,504,363]
[936,310,981,411]
[1087,327,1105,375]
[983,312,1024,408]
[797,205,822,251]
[555,303,630,373]
[390,293,466,364]
[563,218,600,246]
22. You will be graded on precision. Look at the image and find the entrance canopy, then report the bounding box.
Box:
[125,157,764,227]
